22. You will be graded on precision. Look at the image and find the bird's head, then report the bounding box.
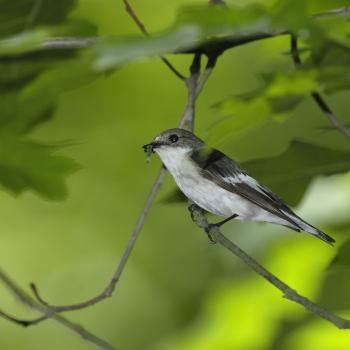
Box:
[142,128,204,157]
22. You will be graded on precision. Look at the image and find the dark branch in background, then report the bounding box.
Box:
[188,204,350,329]
[290,35,350,142]
[38,32,285,55]
[0,269,115,350]
[121,0,185,80]
[34,6,350,54]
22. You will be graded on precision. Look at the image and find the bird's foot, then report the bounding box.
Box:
[204,224,217,244]
[188,203,199,220]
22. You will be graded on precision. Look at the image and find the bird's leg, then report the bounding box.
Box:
[203,214,239,243]
[188,203,216,243]
[188,204,238,243]
[214,214,238,227]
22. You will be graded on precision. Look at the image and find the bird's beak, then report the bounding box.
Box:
[142,142,155,153]
[142,141,163,153]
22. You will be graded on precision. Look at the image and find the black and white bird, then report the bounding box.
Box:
[143,128,335,245]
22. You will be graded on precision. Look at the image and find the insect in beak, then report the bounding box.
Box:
[142,142,159,162]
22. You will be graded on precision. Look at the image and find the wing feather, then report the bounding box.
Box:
[190,148,302,229]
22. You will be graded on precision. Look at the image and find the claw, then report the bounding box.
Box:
[205,224,217,244]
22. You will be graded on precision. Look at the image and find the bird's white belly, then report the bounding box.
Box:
[156,147,260,219]
[175,171,259,218]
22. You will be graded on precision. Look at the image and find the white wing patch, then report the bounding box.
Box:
[225,173,267,195]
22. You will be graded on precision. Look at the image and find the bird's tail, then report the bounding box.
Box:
[283,211,335,245]
[301,223,335,245]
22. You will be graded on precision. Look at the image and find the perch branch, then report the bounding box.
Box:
[290,35,350,142]
[188,204,350,329]
[0,269,115,350]
[121,0,185,80]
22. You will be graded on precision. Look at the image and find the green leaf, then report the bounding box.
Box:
[208,71,317,145]
[93,27,202,71]
[243,141,350,206]
[0,0,96,199]
[0,0,76,37]
[0,135,80,199]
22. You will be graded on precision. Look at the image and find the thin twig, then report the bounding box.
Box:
[179,53,202,131]
[188,204,350,329]
[0,269,115,350]
[195,55,218,96]
[290,35,350,142]
[24,52,217,323]
[312,7,350,18]
[121,0,185,80]
[29,167,166,313]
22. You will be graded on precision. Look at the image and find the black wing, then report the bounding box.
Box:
[190,147,302,230]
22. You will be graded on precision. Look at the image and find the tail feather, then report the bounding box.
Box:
[301,222,335,245]
[282,211,335,245]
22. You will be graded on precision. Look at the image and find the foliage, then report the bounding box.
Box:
[1,0,350,349]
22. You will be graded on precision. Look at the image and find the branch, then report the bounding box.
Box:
[179,53,219,130]
[34,6,350,55]
[121,0,185,80]
[37,32,284,55]
[30,167,167,313]
[188,204,350,329]
[21,52,218,325]
[0,269,115,350]
[178,53,202,131]
[290,35,350,142]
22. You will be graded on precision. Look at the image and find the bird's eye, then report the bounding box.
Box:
[169,134,179,143]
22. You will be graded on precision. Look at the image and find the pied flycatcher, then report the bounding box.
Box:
[143,128,335,245]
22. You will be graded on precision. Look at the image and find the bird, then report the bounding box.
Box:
[143,128,335,245]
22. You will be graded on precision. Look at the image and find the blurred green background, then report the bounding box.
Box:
[1,0,350,349]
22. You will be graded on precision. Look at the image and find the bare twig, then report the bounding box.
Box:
[122,0,148,36]
[179,53,220,130]
[195,54,218,96]
[188,204,350,329]
[179,53,202,131]
[121,0,185,80]
[290,35,350,142]
[22,52,218,324]
[29,167,166,313]
[0,269,115,350]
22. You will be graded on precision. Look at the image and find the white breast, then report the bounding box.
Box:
[155,147,263,219]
